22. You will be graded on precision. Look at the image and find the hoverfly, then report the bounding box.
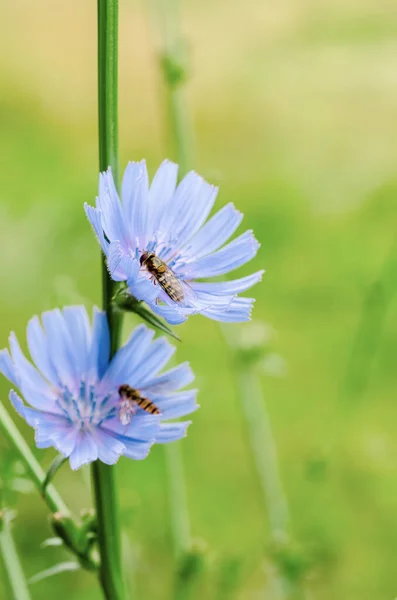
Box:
[140,251,184,303]
[118,384,160,425]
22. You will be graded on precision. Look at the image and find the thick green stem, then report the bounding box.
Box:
[92,1,126,599]
[91,462,124,600]
[97,0,122,348]
[0,512,31,600]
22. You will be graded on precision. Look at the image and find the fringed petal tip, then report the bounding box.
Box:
[155,420,192,443]
[84,203,107,254]
[202,297,256,322]
[9,389,25,419]
[0,348,19,387]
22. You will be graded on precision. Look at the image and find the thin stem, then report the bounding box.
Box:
[342,239,397,403]
[0,403,98,567]
[0,512,31,600]
[150,0,193,559]
[91,462,124,600]
[151,0,194,176]
[165,443,191,555]
[236,369,289,539]
[165,81,193,177]
[0,402,69,516]
[93,2,126,599]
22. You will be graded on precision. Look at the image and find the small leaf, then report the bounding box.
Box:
[115,292,181,341]
[133,303,181,341]
[40,537,63,549]
[29,562,80,584]
[41,454,67,495]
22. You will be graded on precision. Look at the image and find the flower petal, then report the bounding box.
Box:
[69,430,98,470]
[62,307,91,378]
[21,404,66,428]
[101,325,155,389]
[182,230,260,279]
[9,333,55,410]
[155,421,191,443]
[141,362,194,394]
[159,171,218,248]
[147,160,178,235]
[129,338,175,388]
[84,204,108,254]
[121,160,149,248]
[103,413,159,441]
[0,349,19,387]
[27,316,58,385]
[127,276,160,304]
[201,297,255,322]
[153,390,198,419]
[41,310,77,390]
[180,203,243,262]
[121,438,153,460]
[107,242,140,282]
[92,427,126,465]
[18,399,77,457]
[9,389,25,418]
[87,308,110,381]
[97,168,128,245]
[190,270,264,296]
[149,303,188,325]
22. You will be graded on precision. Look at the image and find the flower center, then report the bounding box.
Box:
[54,381,116,430]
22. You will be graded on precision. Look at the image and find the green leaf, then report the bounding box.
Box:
[133,303,181,341]
[41,454,68,496]
[114,292,181,341]
[28,562,80,584]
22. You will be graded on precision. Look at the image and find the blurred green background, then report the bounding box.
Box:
[1,1,397,598]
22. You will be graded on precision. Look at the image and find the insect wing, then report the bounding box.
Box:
[158,268,185,303]
[177,280,206,312]
[119,397,136,425]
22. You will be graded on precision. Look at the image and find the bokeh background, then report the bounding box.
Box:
[1,1,397,598]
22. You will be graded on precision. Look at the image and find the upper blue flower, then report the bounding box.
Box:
[85,160,263,325]
[0,306,197,470]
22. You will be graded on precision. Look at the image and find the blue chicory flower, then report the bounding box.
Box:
[85,160,263,325]
[0,306,197,470]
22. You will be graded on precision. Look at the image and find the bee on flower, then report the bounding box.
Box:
[0,306,198,470]
[85,160,263,324]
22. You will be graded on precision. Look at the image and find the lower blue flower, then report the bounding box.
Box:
[0,306,198,469]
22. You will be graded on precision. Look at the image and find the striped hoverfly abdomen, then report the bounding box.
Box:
[118,384,160,425]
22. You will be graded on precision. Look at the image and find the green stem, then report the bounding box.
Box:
[92,2,126,599]
[0,512,31,600]
[0,402,97,566]
[97,0,122,350]
[152,0,194,176]
[165,81,193,177]
[236,369,289,540]
[342,239,397,403]
[0,402,70,516]
[151,0,193,559]
[165,442,191,555]
[91,462,124,600]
